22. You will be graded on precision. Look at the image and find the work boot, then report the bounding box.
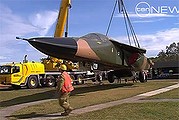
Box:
[61,107,73,116]
[66,107,73,113]
[61,111,69,116]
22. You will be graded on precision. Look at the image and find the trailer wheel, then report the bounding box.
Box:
[28,76,38,89]
[96,74,101,82]
[107,72,115,83]
[46,76,56,87]
[76,75,84,84]
[102,72,106,80]
[91,78,96,82]
[70,75,75,84]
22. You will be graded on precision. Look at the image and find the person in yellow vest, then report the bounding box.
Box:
[57,64,74,116]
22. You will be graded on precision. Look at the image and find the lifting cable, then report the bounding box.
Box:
[106,0,140,48]
[120,0,140,47]
[119,0,131,46]
[106,0,117,36]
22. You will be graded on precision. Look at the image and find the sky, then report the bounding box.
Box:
[0,0,179,64]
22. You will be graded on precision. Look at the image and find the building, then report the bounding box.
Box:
[152,60,179,79]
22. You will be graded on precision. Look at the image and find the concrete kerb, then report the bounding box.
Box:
[1,83,179,120]
[137,83,179,97]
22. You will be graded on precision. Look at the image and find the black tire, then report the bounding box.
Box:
[91,78,96,82]
[96,74,101,82]
[40,78,46,87]
[46,76,56,87]
[70,75,75,80]
[70,75,75,84]
[102,72,106,80]
[139,71,146,83]
[107,72,115,83]
[27,76,38,89]
[76,75,83,84]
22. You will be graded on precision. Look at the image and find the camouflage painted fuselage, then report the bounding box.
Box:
[25,33,152,71]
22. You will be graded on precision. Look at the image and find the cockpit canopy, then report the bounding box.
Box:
[81,33,110,42]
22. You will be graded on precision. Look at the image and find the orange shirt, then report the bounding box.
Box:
[61,72,74,93]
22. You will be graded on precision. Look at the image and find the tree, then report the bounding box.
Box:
[166,42,179,56]
[152,42,179,62]
[157,50,166,58]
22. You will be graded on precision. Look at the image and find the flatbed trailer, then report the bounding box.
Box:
[41,71,95,87]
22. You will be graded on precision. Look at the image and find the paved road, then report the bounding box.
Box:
[0,83,179,120]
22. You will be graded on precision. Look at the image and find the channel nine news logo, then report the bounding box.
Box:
[135,2,179,17]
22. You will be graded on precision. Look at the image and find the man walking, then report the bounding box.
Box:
[57,64,74,116]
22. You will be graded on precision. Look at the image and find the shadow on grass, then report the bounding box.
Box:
[0,83,134,108]
[7,112,64,119]
[71,83,135,96]
[0,89,56,108]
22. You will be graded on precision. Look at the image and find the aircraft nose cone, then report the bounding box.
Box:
[27,37,78,60]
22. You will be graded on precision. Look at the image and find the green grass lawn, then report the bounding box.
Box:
[57,87,179,120]
[148,88,179,99]
[0,87,55,109]
[57,102,179,120]
[5,79,177,120]
[0,87,54,102]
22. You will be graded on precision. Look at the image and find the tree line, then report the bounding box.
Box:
[150,42,179,62]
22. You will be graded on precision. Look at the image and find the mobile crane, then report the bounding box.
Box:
[41,0,93,84]
[0,0,94,89]
[41,0,73,71]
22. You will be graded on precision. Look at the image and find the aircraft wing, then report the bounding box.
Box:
[109,39,146,54]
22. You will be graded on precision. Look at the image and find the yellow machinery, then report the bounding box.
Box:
[0,58,45,89]
[0,0,93,89]
[54,0,71,37]
[0,55,88,89]
[42,0,78,71]
[41,57,63,71]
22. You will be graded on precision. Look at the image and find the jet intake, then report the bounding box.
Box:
[129,53,151,71]
[128,53,139,65]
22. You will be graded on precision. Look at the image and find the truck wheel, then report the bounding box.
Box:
[28,76,38,89]
[46,76,55,87]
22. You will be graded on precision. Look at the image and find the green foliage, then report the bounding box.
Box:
[151,42,179,62]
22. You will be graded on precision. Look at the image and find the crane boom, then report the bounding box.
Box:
[42,0,75,71]
[54,0,71,37]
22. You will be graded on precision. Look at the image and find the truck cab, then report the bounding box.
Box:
[0,62,45,89]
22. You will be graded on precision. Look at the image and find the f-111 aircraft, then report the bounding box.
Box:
[17,0,153,83]
[17,33,153,83]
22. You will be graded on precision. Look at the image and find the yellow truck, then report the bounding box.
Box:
[0,60,45,89]
[0,0,96,89]
[0,56,94,89]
